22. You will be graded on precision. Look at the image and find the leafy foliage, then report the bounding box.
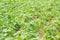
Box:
[0,0,60,40]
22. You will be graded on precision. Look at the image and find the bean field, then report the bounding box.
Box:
[0,0,60,40]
